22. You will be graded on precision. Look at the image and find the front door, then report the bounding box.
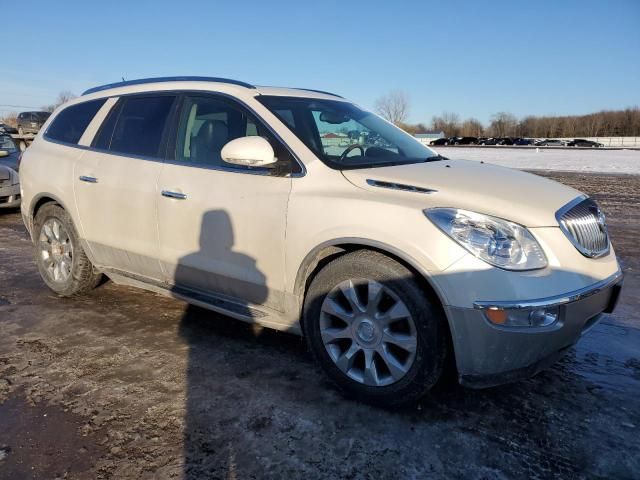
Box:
[156,94,295,311]
[74,94,177,280]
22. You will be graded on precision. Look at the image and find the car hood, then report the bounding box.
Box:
[341,159,583,227]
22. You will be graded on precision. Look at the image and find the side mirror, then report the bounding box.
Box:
[0,150,9,158]
[221,136,276,168]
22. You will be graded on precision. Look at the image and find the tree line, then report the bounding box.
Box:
[374,91,640,138]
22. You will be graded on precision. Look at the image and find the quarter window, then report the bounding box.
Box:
[101,95,175,157]
[45,99,106,144]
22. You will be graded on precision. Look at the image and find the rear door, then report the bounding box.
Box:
[74,94,177,280]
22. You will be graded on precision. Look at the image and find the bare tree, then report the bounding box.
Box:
[431,112,461,137]
[0,112,18,128]
[43,90,78,112]
[488,112,517,137]
[374,90,409,125]
[461,118,484,137]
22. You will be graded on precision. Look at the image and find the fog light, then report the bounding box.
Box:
[484,306,559,327]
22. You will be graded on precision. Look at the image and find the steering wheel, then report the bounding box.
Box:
[338,144,365,162]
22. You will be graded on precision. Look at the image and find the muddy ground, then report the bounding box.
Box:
[0,171,638,479]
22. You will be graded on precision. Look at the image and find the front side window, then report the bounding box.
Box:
[45,99,106,144]
[173,95,296,173]
[257,96,439,169]
[103,95,176,157]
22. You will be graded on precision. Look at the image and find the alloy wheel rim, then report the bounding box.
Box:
[320,279,418,387]
[39,218,73,283]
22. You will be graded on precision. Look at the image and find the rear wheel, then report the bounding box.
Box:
[33,203,102,296]
[303,250,447,406]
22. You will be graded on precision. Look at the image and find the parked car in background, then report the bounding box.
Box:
[567,139,604,148]
[478,137,499,145]
[450,136,478,145]
[514,138,535,146]
[535,139,566,147]
[0,135,21,208]
[0,123,18,134]
[496,137,515,145]
[17,111,51,135]
[20,77,622,406]
[429,137,450,146]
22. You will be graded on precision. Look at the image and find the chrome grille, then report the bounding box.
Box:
[556,197,609,258]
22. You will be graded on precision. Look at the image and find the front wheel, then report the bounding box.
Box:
[33,203,102,296]
[303,250,448,406]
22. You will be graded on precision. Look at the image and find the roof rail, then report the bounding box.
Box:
[82,76,255,96]
[295,88,343,98]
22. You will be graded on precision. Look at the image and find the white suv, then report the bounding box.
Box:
[20,77,622,405]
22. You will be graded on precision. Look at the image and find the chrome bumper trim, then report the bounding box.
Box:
[473,270,623,310]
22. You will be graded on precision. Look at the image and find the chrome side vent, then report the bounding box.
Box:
[366,179,437,194]
[556,197,609,258]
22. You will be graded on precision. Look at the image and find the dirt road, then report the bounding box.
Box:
[0,171,638,479]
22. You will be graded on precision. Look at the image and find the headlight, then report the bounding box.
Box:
[425,208,547,270]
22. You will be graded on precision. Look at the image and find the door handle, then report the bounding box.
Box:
[79,175,98,183]
[161,190,187,200]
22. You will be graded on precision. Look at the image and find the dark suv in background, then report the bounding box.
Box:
[17,111,51,135]
[567,139,604,148]
[450,136,478,145]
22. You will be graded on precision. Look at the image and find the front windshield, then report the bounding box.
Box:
[0,135,17,152]
[257,96,439,169]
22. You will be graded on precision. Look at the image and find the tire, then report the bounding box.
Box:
[33,203,102,296]
[303,250,448,406]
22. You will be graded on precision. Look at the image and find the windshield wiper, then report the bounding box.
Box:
[424,154,448,162]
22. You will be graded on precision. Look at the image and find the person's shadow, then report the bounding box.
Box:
[173,210,298,478]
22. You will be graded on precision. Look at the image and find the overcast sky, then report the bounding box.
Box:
[1,0,638,124]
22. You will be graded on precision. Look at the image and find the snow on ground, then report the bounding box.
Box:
[437,147,640,175]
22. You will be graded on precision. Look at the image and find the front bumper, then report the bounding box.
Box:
[0,183,21,208]
[446,270,623,388]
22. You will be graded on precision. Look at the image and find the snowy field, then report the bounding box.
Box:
[437,147,640,175]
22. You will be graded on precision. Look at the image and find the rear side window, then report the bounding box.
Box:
[99,95,175,157]
[45,99,106,144]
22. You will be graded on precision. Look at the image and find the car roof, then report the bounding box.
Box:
[80,76,345,102]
